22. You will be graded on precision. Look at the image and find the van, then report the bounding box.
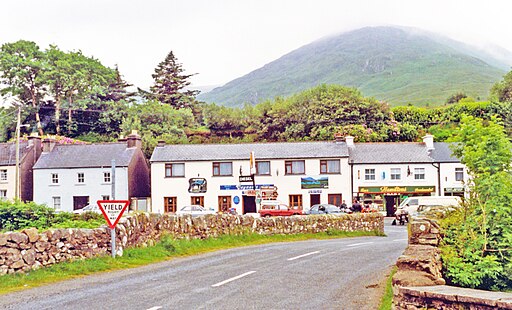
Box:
[399,196,461,214]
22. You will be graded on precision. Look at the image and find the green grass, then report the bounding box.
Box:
[0,230,383,294]
[378,266,397,310]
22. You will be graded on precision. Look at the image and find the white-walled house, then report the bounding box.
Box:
[150,141,351,214]
[33,133,150,212]
[348,135,469,216]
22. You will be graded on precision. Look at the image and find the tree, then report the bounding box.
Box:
[0,40,46,135]
[99,65,136,103]
[491,70,512,103]
[147,51,199,109]
[446,92,467,104]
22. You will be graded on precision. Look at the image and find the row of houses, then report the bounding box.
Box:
[0,132,468,216]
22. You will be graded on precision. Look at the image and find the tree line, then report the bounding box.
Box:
[1,40,512,158]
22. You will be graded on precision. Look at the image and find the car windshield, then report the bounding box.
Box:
[326,206,340,212]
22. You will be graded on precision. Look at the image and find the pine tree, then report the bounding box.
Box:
[148,51,199,109]
[101,65,136,103]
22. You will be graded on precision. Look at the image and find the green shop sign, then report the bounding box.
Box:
[359,185,435,194]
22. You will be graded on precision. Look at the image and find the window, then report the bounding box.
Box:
[365,169,376,180]
[218,196,231,213]
[191,196,204,206]
[103,172,111,183]
[0,169,6,181]
[390,168,401,180]
[455,168,464,181]
[285,160,305,175]
[256,161,271,175]
[52,196,61,210]
[328,194,342,206]
[213,162,232,176]
[77,173,85,183]
[414,168,425,180]
[165,163,185,177]
[320,160,340,174]
[51,173,59,184]
[289,195,303,209]
[0,190,6,200]
[102,195,110,200]
[164,197,177,213]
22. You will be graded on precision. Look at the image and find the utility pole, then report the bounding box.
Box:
[14,106,21,200]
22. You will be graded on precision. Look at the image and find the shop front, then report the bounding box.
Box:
[357,185,436,216]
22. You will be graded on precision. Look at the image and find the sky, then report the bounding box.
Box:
[1,0,512,90]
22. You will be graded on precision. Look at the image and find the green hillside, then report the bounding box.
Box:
[198,27,508,107]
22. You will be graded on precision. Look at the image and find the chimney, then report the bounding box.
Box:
[423,134,434,150]
[345,136,355,147]
[118,134,127,143]
[334,133,343,144]
[157,140,165,147]
[28,134,42,158]
[42,138,56,153]
[126,130,142,149]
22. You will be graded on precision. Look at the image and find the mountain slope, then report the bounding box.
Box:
[198,27,508,107]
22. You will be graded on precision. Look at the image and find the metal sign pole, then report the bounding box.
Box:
[111,227,116,258]
[111,159,116,258]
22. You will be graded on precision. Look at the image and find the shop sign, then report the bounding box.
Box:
[239,175,254,183]
[308,189,322,194]
[188,178,207,193]
[220,184,274,190]
[301,176,328,189]
[359,185,435,194]
[444,187,464,193]
[242,190,257,196]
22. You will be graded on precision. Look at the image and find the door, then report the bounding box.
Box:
[73,196,89,211]
[385,195,399,217]
[191,196,204,206]
[310,194,321,207]
[243,196,256,214]
[218,196,231,213]
[328,194,342,206]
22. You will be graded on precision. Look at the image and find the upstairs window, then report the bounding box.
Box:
[77,173,85,183]
[365,169,376,180]
[455,168,464,181]
[414,168,425,180]
[213,162,232,176]
[103,172,111,183]
[285,160,305,175]
[390,168,401,180]
[51,173,59,184]
[0,169,6,181]
[320,160,340,174]
[256,161,271,175]
[165,163,185,177]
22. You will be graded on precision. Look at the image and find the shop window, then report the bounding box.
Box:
[164,197,177,213]
[455,168,464,181]
[289,194,303,209]
[390,168,401,180]
[213,162,232,176]
[218,196,231,213]
[285,161,305,175]
[365,169,376,180]
[191,196,204,206]
[320,160,340,174]
[414,168,425,180]
[256,161,271,175]
[165,163,185,177]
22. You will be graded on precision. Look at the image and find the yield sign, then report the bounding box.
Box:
[97,200,130,229]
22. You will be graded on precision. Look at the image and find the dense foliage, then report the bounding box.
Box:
[440,116,512,290]
[0,200,104,232]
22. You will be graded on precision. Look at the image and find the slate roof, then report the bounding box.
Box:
[0,141,30,166]
[348,142,460,164]
[150,141,349,162]
[33,143,137,169]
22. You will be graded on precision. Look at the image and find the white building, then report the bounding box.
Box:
[150,141,351,214]
[33,133,150,212]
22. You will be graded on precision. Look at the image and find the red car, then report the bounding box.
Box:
[258,203,303,217]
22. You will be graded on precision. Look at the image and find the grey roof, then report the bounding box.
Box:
[349,142,460,164]
[151,141,349,162]
[34,143,137,169]
[0,141,29,166]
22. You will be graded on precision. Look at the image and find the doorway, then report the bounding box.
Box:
[191,196,204,206]
[218,196,231,213]
[73,196,89,211]
[385,195,399,217]
[243,196,256,214]
[310,194,320,207]
[328,194,342,206]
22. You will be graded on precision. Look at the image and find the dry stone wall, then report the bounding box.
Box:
[0,213,383,275]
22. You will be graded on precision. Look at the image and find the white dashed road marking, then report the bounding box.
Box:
[287,251,321,261]
[146,306,163,310]
[347,242,374,247]
[212,271,257,287]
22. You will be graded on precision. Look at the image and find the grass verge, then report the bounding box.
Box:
[378,266,397,310]
[0,229,383,295]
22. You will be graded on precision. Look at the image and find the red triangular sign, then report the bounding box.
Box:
[97,200,130,229]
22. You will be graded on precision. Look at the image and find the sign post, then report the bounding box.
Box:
[97,200,130,258]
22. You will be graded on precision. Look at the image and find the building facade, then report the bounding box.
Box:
[150,141,351,214]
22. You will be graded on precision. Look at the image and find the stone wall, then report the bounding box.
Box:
[392,218,512,309]
[0,213,383,275]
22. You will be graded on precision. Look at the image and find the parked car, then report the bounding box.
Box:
[258,203,303,217]
[73,204,102,214]
[305,204,343,215]
[176,205,216,217]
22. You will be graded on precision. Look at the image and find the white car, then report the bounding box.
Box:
[73,204,102,214]
[175,205,216,217]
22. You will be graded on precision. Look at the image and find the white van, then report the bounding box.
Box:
[399,196,461,214]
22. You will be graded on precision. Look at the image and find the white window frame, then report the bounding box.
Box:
[52,196,61,210]
[77,172,85,183]
[256,161,271,176]
[455,168,464,182]
[0,189,6,200]
[0,169,7,181]
[365,168,376,181]
[414,168,425,180]
[390,168,401,180]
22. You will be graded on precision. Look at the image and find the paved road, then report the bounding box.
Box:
[0,219,407,310]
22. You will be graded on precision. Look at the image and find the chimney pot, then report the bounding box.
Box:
[157,140,165,147]
[126,131,142,149]
[42,138,56,153]
[345,136,355,147]
[423,134,435,150]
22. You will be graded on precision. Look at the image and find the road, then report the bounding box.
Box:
[0,219,407,310]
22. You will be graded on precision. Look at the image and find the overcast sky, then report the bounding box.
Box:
[1,0,512,90]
